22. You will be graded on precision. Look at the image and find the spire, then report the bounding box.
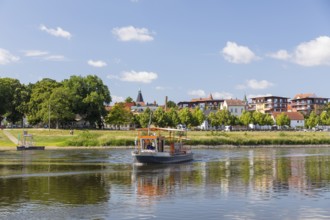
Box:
[136,89,144,103]
[209,93,213,100]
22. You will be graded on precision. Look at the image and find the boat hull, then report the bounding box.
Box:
[133,152,193,164]
[17,146,45,151]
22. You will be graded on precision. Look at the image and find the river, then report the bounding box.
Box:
[1,147,330,219]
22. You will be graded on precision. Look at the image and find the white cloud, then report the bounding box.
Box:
[0,48,19,65]
[112,26,154,42]
[188,89,206,97]
[267,49,291,60]
[212,92,233,99]
[44,55,66,61]
[293,36,330,66]
[222,41,259,64]
[112,95,125,103]
[23,50,49,57]
[40,24,72,39]
[120,70,158,83]
[237,79,274,90]
[269,36,330,67]
[88,60,107,68]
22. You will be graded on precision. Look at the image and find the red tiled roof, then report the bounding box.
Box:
[272,112,304,120]
[293,93,316,99]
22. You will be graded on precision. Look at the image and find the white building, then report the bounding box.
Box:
[220,99,247,117]
[271,112,305,128]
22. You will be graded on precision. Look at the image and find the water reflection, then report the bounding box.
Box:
[1,148,330,219]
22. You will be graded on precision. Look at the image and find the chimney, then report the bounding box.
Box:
[165,96,168,111]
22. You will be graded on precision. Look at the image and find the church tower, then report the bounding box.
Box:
[136,89,145,106]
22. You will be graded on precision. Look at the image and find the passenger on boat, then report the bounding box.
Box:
[147,144,155,150]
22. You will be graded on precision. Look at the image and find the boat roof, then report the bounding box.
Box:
[136,127,186,132]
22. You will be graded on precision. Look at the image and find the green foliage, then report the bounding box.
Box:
[239,111,253,126]
[153,107,169,127]
[192,107,205,127]
[166,100,177,108]
[138,108,152,128]
[178,107,193,128]
[125,96,134,103]
[276,113,290,127]
[67,130,99,146]
[306,111,320,128]
[105,103,133,128]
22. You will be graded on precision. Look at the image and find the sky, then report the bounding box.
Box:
[1,0,330,105]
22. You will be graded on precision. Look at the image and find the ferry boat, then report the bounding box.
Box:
[132,127,193,164]
[17,131,45,151]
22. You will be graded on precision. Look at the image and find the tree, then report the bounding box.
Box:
[319,111,330,125]
[153,107,169,127]
[208,112,220,128]
[306,111,320,128]
[27,78,61,126]
[0,78,28,126]
[63,75,111,128]
[105,103,133,129]
[178,107,193,128]
[253,111,265,125]
[240,111,253,127]
[125,97,134,103]
[138,108,153,128]
[48,87,75,129]
[166,107,180,128]
[264,114,274,126]
[216,109,232,126]
[276,113,290,127]
[166,100,177,108]
[192,107,205,127]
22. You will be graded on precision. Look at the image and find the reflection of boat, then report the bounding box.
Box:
[17,131,45,151]
[132,128,193,164]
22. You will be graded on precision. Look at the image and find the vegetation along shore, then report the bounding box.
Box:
[1,129,330,148]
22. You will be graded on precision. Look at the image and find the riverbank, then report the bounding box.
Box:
[2,129,330,148]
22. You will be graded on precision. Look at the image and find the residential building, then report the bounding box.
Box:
[290,93,328,115]
[272,112,305,128]
[177,94,223,110]
[220,99,246,117]
[250,96,289,114]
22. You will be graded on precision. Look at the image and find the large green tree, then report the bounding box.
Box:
[239,111,253,127]
[192,107,205,127]
[63,75,111,128]
[27,78,61,126]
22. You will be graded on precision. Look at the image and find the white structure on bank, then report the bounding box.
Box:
[220,99,247,117]
[271,112,305,128]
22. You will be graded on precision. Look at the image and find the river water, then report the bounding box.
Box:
[1,147,330,219]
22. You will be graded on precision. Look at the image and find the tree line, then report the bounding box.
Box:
[0,76,111,128]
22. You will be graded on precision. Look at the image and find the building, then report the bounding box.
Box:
[272,112,305,128]
[177,94,223,110]
[131,89,159,113]
[220,99,246,117]
[290,93,328,115]
[250,96,289,114]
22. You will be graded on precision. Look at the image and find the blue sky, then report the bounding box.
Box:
[1,0,330,105]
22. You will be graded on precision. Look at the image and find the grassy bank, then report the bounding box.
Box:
[0,130,15,147]
[3,129,330,147]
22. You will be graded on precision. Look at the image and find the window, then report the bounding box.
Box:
[235,108,237,113]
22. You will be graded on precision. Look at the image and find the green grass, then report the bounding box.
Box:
[0,130,16,147]
[3,129,330,147]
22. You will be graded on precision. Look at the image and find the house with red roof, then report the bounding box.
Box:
[271,112,305,128]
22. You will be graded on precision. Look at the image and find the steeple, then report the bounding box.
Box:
[136,89,144,105]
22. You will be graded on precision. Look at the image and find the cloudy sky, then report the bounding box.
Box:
[1,0,330,104]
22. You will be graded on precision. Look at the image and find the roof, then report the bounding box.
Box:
[251,95,289,99]
[272,112,304,120]
[136,89,144,103]
[292,93,328,100]
[224,99,246,106]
